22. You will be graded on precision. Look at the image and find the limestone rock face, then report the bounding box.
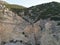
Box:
[0,1,60,45]
[0,4,30,45]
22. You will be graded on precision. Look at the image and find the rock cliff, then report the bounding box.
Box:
[0,1,60,45]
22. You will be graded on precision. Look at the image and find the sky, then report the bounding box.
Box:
[4,0,60,7]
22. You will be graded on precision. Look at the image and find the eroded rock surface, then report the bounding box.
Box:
[0,1,60,45]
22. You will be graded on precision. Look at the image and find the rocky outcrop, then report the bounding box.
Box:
[0,1,60,45]
[0,4,30,45]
